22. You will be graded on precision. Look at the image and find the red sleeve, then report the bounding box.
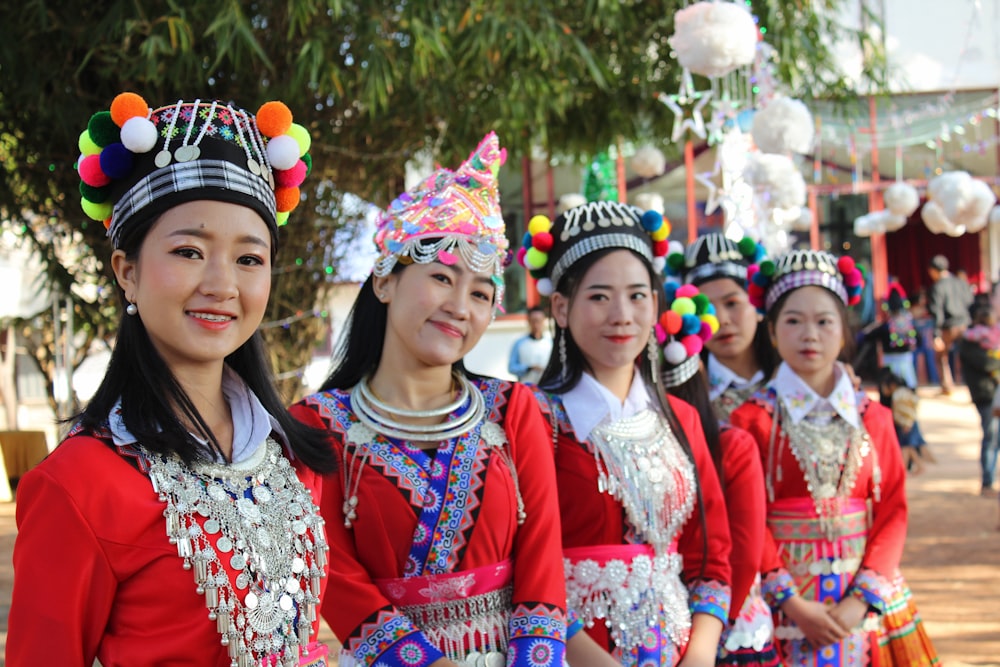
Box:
[860,403,908,575]
[7,440,116,667]
[669,395,732,587]
[719,426,767,618]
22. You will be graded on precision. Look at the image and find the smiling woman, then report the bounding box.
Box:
[7,93,336,667]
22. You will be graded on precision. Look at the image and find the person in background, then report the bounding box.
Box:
[958,295,1000,498]
[8,92,336,666]
[508,305,553,383]
[909,288,939,386]
[927,255,973,395]
[521,201,732,667]
[877,367,928,474]
[865,283,920,390]
[290,134,573,667]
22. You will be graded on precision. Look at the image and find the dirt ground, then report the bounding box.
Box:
[0,386,996,665]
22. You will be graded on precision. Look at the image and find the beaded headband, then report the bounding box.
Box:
[77,93,311,248]
[748,249,864,313]
[372,132,509,303]
[519,201,671,296]
[657,282,719,387]
[665,232,766,287]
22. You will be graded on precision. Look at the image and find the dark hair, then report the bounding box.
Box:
[765,286,855,364]
[321,266,467,391]
[970,301,994,327]
[527,305,546,316]
[751,318,780,381]
[77,213,336,473]
[664,367,724,495]
[538,247,711,574]
[929,254,949,271]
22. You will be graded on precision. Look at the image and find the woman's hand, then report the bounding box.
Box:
[565,631,620,667]
[428,657,461,667]
[828,595,869,634]
[781,596,849,649]
[677,613,723,667]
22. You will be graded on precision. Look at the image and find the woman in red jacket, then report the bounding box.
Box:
[520,202,732,667]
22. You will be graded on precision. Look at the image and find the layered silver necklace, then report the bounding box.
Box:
[147,438,329,667]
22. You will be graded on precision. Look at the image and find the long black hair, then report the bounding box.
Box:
[77,213,336,473]
[537,247,711,573]
[664,366,725,494]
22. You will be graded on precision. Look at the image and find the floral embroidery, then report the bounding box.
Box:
[762,569,798,610]
[689,579,731,623]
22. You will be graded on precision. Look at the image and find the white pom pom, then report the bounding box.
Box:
[750,97,814,155]
[883,182,920,217]
[266,135,301,170]
[634,192,665,214]
[556,193,588,215]
[664,341,688,365]
[652,256,667,273]
[668,240,685,257]
[921,201,950,234]
[669,1,758,78]
[631,146,666,179]
[743,153,806,209]
[923,171,996,234]
[883,213,908,232]
[120,117,158,154]
[535,277,553,296]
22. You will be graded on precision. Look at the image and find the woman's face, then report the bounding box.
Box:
[552,250,657,386]
[770,285,844,395]
[699,277,759,365]
[111,200,272,377]
[375,256,496,371]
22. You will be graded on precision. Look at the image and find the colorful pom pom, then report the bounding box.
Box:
[675,284,699,299]
[652,239,669,257]
[837,256,856,274]
[699,321,714,339]
[692,294,710,313]
[528,215,551,235]
[87,111,119,148]
[99,143,134,180]
[671,296,696,316]
[652,256,666,273]
[78,130,101,156]
[81,197,113,222]
[110,93,149,127]
[759,260,775,277]
[525,247,548,270]
[120,116,158,153]
[680,313,701,336]
[532,232,554,253]
[737,236,756,256]
[640,210,662,232]
[256,101,293,137]
[78,154,110,187]
[654,323,667,345]
[274,186,301,213]
[661,310,683,336]
[274,160,308,188]
[302,153,313,176]
[747,264,760,280]
[664,341,687,365]
[650,224,670,242]
[79,181,110,204]
[681,335,703,357]
[700,313,720,334]
[516,246,528,266]
[668,240,684,257]
[536,277,554,296]
[844,268,863,288]
[286,123,312,156]
[666,253,685,272]
[276,211,290,227]
[266,135,301,171]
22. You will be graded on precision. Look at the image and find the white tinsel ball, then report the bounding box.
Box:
[664,341,688,365]
[120,116,158,153]
[266,135,301,170]
[556,193,588,215]
[750,97,814,155]
[743,153,806,210]
[535,277,553,296]
[631,146,666,179]
[634,192,665,214]
[883,182,920,217]
[669,1,758,78]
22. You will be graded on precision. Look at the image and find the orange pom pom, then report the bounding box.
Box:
[110,92,149,127]
[103,217,113,230]
[256,101,293,137]
[275,186,300,213]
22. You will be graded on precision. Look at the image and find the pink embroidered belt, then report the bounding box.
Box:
[768,497,869,542]
[374,560,514,665]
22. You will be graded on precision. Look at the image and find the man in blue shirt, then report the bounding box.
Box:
[508,306,552,383]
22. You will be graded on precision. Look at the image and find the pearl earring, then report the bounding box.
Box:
[126,302,138,316]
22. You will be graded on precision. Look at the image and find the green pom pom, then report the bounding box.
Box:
[737,236,756,256]
[666,253,685,271]
[302,153,313,177]
[692,293,710,313]
[87,111,119,148]
[530,268,546,281]
[858,264,867,277]
[760,260,775,277]
[79,181,111,204]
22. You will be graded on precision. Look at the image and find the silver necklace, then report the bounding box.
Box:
[357,371,470,419]
[351,374,486,442]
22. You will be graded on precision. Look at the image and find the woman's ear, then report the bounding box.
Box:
[111,249,137,301]
[550,292,570,329]
[372,274,396,303]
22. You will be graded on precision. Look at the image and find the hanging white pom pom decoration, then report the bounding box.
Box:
[634,192,665,214]
[922,171,996,235]
[631,145,666,179]
[556,193,588,215]
[744,153,806,210]
[669,1,758,78]
[750,97,814,155]
[664,341,688,365]
[120,116,158,153]
[883,212,908,232]
[883,182,920,217]
[535,277,553,296]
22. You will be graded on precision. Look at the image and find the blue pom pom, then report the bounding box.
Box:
[99,143,134,180]
[753,244,766,262]
[640,210,662,232]
[681,313,701,336]
[847,284,862,296]
[522,231,533,249]
[663,282,678,304]
[705,303,716,316]
[752,272,769,287]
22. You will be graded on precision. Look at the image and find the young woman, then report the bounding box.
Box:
[8,93,335,666]
[657,283,779,666]
[289,134,569,667]
[519,201,732,667]
[665,233,778,421]
[730,250,936,666]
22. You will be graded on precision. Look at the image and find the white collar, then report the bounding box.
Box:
[108,365,283,463]
[770,362,859,428]
[562,367,654,441]
[706,353,764,401]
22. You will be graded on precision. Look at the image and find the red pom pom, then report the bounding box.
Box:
[675,284,698,299]
[837,256,855,274]
[110,92,148,127]
[848,294,862,306]
[79,154,110,187]
[256,101,293,137]
[103,217,113,230]
[274,160,308,188]
[275,186,300,213]
[748,282,764,297]
[843,268,863,288]
[652,239,669,257]
[661,310,683,336]
[747,264,760,280]
[681,335,703,357]
[532,231,554,253]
